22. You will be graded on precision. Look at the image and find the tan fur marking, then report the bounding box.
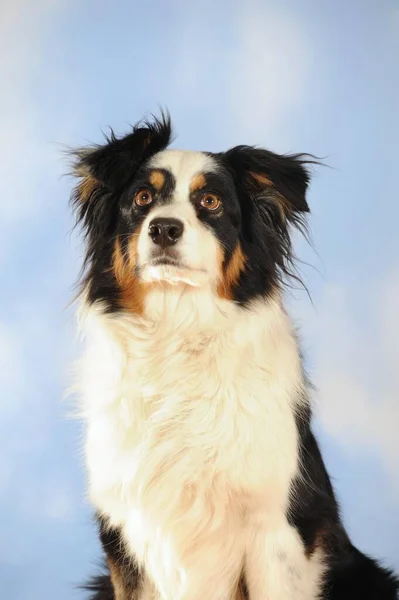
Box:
[249,171,291,220]
[305,528,326,559]
[249,171,273,186]
[107,557,142,600]
[272,192,292,221]
[113,234,149,316]
[190,172,207,192]
[107,557,128,600]
[149,169,165,191]
[77,175,98,202]
[217,243,246,300]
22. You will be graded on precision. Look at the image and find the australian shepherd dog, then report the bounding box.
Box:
[70,113,398,599]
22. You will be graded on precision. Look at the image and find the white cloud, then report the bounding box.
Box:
[297,270,399,484]
[42,485,75,521]
[0,0,71,227]
[0,1,84,537]
[162,2,311,150]
[228,2,312,145]
[0,322,28,417]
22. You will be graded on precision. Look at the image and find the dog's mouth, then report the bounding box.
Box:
[150,256,184,268]
[140,256,207,287]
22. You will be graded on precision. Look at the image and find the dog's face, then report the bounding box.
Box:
[121,150,242,291]
[72,115,311,313]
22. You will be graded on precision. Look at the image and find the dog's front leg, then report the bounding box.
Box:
[141,524,245,600]
[244,517,325,600]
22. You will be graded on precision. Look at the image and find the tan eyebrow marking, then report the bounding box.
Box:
[190,173,207,193]
[148,169,165,191]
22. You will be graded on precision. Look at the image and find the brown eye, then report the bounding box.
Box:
[200,193,221,211]
[135,189,153,207]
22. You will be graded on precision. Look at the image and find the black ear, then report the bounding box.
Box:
[71,112,173,201]
[224,145,312,217]
[69,112,173,268]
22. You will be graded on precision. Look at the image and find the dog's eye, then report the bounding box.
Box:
[135,189,153,207]
[200,193,221,211]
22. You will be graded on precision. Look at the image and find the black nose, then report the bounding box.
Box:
[148,218,184,248]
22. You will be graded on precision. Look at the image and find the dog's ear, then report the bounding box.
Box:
[71,112,172,203]
[224,145,311,221]
[69,113,172,246]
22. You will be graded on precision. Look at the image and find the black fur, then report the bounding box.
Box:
[218,146,314,302]
[83,573,114,600]
[288,403,345,554]
[288,403,398,598]
[83,516,140,600]
[324,546,399,599]
[187,169,241,270]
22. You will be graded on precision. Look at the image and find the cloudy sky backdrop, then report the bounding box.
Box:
[1,1,398,598]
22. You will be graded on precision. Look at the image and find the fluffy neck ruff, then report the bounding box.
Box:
[77,286,304,422]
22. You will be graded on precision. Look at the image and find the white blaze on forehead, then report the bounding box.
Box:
[148,149,218,204]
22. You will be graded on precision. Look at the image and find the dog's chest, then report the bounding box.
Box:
[81,303,301,531]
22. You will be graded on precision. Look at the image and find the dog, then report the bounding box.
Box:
[70,113,398,599]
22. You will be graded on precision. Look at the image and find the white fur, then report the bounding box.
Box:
[77,282,326,599]
[245,516,326,599]
[138,150,222,288]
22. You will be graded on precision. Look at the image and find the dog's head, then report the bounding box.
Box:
[71,113,312,313]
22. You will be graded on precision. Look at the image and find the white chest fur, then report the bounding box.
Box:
[77,289,307,598]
